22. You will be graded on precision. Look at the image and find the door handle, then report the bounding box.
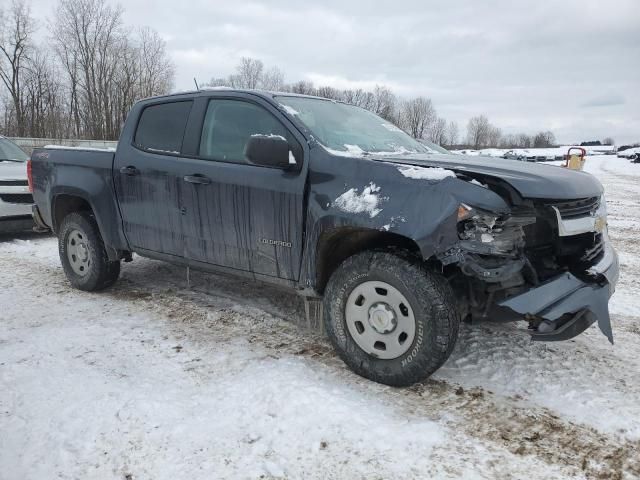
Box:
[120,166,140,176]
[183,174,211,185]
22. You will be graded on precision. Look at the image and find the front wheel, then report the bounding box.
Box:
[58,211,120,291]
[323,251,460,387]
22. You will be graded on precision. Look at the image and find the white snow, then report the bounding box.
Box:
[146,147,180,155]
[2,155,640,478]
[288,150,296,165]
[397,165,456,181]
[280,104,300,116]
[250,133,287,141]
[42,144,117,152]
[333,182,384,218]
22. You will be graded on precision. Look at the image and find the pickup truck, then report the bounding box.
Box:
[29,89,619,386]
[0,136,35,232]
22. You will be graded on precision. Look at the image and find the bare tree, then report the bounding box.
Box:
[50,0,173,140]
[533,130,555,148]
[516,133,532,148]
[401,97,436,139]
[0,0,35,136]
[342,89,373,110]
[260,66,284,91]
[429,117,447,145]
[290,80,315,95]
[316,85,342,100]
[467,115,491,149]
[602,137,615,146]
[136,27,174,98]
[488,126,502,148]
[230,57,263,89]
[446,120,459,147]
[371,85,396,122]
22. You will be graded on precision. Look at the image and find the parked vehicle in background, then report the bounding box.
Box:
[617,146,640,160]
[0,136,35,233]
[29,89,619,386]
[502,150,528,161]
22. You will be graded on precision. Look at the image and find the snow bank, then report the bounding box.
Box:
[334,182,384,218]
[397,165,455,181]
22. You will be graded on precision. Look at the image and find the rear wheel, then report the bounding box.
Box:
[323,251,460,386]
[58,211,120,291]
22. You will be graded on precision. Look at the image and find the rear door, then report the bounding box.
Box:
[179,94,307,280]
[113,100,193,258]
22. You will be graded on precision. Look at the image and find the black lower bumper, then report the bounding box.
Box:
[499,238,619,343]
[0,215,35,233]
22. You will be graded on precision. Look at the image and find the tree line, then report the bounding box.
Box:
[2,0,576,148]
[0,0,174,140]
[205,58,565,149]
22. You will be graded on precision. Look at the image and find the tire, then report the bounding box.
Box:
[323,250,460,387]
[58,211,120,291]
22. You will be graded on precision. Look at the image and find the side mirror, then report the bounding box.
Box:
[245,135,296,170]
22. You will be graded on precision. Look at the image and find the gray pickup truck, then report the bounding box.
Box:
[29,89,619,386]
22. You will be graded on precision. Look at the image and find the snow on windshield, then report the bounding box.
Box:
[276,96,429,156]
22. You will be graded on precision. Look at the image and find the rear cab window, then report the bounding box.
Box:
[134,101,193,155]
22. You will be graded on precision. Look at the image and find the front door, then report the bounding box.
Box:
[113,100,193,258]
[179,96,306,280]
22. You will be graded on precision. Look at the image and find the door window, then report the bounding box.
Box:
[134,101,193,155]
[199,99,299,164]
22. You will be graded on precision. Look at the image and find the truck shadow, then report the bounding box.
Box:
[0,231,52,244]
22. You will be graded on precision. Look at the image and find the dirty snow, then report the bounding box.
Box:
[2,155,640,479]
[333,182,384,218]
[397,165,456,181]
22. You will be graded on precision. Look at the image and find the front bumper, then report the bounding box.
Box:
[499,235,619,343]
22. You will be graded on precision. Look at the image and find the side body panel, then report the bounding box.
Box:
[113,97,194,258]
[30,148,129,252]
[177,93,309,281]
[297,146,510,293]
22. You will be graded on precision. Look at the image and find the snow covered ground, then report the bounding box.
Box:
[451,145,616,159]
[1,156,639,479]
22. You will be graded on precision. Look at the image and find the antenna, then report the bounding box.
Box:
[193,77,199,90]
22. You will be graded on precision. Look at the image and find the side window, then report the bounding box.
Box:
[199,99,299,164]
[134,101,193,154]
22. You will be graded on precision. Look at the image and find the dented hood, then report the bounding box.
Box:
[376,153,603,200]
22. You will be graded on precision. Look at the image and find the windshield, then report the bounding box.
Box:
[276,96,444,155]
[0,138,28,162]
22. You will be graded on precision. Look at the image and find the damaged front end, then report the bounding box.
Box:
[437,193,619,343]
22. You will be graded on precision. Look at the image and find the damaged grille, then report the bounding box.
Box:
[542,196,600,218]
[0,193,33,204]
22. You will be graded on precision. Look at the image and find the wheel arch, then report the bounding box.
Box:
[51,191,125,261]
[314,227,422,295]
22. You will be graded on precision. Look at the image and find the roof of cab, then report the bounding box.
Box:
[135,88,338,104]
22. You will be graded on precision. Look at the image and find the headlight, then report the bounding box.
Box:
[595,195,608,233]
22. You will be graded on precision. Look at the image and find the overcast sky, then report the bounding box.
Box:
[31,0,640,144]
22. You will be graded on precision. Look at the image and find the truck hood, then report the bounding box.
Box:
[376,153,603,200]
[0,161,27,181]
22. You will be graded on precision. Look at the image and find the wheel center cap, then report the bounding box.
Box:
[368,302,397,334]
[77,243,88,261]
